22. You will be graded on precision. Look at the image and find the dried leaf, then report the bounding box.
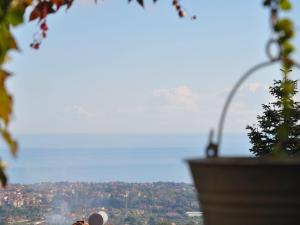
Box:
[66,0,74,9]
[0,70,12,125]
[0,129,18,157]
[29,7,41,21]
[136,0,144,7]
[0,26,19,52]
[0,160,7,187]
[29,1,55,21]
[6,8,24,26]
[51,0,65,5]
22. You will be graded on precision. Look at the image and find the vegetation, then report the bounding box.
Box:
[0,182,200,225]
[262,0,298,156]
[247,74,300,156]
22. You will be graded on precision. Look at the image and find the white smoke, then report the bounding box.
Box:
[44,200,72,225]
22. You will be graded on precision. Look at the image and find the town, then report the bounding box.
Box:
[0,182,202,225]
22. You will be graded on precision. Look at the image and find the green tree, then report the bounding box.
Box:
[157,221,172,225]
[246,77,300,156]
[124,216,138,225]
[148,216,156,225]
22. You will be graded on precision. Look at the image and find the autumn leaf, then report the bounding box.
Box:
[0,128,18,157]
[29,1,55,21]
[0,160,7,187]
[67,0,74,9]
[0,70,12,125]
[6,7,24,26]
[128,0,144,7]
[51,0,67,10]
[51,0,65,5]
[0,25,19,57]
[136,0,144,7]
[29,8,40,21]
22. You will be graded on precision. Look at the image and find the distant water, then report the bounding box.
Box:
[0,134,252,184]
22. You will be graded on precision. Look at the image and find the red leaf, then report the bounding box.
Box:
[29,1,55,21]
[51,0,64,6]
[29,8,41,21]
[33,43,40,49]
[40,22,48,31]
[66,0,74,9]
[136,0,144,7]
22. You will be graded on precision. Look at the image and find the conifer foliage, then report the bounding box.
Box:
[246,78,300,156]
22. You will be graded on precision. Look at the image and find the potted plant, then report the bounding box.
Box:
[188,1,300,225]
[188,77,300,225]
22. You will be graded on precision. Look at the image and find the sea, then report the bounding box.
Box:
[0,134,251,184]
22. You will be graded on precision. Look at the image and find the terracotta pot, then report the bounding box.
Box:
[188,157,300,225]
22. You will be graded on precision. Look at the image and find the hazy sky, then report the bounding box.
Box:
[5,0,300,134]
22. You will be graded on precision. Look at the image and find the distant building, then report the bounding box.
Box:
[72,221,88,225]
[186,212,203,217]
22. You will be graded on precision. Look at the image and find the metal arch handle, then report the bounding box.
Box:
[206,60,300,158]
[206,60,277,158]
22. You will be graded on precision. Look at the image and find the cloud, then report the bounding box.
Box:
[245,82,268,93]
[197,82,273,131]
[153,86,200,112]
[63,105,93,119]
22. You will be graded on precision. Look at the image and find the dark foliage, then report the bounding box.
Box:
[246,79,300,156]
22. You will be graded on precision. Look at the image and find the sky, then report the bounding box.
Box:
[4,0,300,135]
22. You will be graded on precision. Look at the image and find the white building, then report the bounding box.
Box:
[186,212,203,217]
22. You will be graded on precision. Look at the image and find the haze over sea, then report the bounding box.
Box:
[0,134,251,184]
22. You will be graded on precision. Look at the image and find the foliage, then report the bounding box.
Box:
[28,0,74,49]
[264,0,295,69]
[157,221,173,225]
[247,76,300,156]
[263,0,297,154]
[148,216,156,225]
[0,0,32,187]
[124,216,138,225]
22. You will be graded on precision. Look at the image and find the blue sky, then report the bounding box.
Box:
[4,0,300,134]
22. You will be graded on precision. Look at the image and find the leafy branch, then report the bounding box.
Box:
[0,0,32,186]
[263,0,297,155]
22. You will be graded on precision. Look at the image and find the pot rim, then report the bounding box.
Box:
[186,156,300,166]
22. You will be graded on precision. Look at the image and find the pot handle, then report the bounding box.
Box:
[205,53,300,158]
